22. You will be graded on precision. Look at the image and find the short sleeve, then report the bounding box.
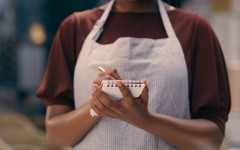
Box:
[36,14,77,108]
[190,15,231,134]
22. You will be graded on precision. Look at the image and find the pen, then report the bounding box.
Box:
[98,66,121,80]
[98,66,105,72]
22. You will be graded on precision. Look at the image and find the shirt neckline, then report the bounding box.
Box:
[95,7,176,15]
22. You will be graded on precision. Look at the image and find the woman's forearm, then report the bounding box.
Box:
[137,113,223,150]
[91,81,224,150]
[46,102,101,147]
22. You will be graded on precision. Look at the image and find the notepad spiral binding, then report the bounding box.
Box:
[101,80,145,100]
[105,80,144,87]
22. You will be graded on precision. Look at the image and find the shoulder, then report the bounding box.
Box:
[170,8,212,26]
[174,8,213,32]
[59,7,102,31]
[168,8,197,25]
[169,8,216,41]
[73,7,102,23]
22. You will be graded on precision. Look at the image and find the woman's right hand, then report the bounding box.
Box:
[93,68,122,86]
[45,68,122,147]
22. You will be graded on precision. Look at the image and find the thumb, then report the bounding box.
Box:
[139,80,148,104]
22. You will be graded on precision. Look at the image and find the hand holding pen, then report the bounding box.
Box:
[98,66,122,80]
[90,66,122,117]
[90,66,149,123]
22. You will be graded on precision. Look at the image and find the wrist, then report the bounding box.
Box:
[132,111,153,130]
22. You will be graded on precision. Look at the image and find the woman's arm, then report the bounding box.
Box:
[45,68,122,147]
[141,113,223,150]
[91,81,223,150]
[45,102,100,147]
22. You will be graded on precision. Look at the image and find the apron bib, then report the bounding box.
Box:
[73,0,190,149]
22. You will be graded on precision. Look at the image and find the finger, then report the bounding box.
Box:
[90,97,117,117]
[92,84,107,110]
[102,75,115,80]
[93,75,115,86]
[89,97,102,115]
[92,85,121,118]
[136,98,144,104]
[92,84,121,111]
[92,84,114,107]
[139,80,149,104]
[93,68,122,86]
[103,68,122,80]
[101,107,119,118]
[93,96,106,110]
[116,80,133,99]
[109,68,122,80]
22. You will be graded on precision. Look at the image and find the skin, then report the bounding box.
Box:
[91,81,223,150]
[46,69,121,147]
[113,0,158,12]
[46,0,224,149]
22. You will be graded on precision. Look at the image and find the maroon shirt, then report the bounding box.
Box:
[37,7,231,134]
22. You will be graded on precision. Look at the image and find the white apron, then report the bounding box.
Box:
[73,0,190,149]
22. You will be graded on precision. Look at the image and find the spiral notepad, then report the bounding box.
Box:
[101,80,145,100]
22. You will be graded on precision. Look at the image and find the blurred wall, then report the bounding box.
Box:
[0,0,99,123]
[184,0,240,149]
[184,0,240,111]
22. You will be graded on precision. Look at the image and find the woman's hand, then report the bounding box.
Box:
[45,68,123,147]
[93,68,122,86]
[90,80,149,127]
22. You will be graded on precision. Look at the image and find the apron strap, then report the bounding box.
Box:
[158,0,176,38]
[87,0,176,41]
[87,0,115,41]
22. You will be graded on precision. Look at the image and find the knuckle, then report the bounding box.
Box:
[108,71,114,77]
[105,75,113,80]
[108,68,117,76]
[112,68,118,74]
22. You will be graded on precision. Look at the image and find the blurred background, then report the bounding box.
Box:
[0,0,239,149]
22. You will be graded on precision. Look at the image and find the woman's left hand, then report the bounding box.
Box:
[90,80,149,127]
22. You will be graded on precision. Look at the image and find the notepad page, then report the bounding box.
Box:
[101,80,145,100]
